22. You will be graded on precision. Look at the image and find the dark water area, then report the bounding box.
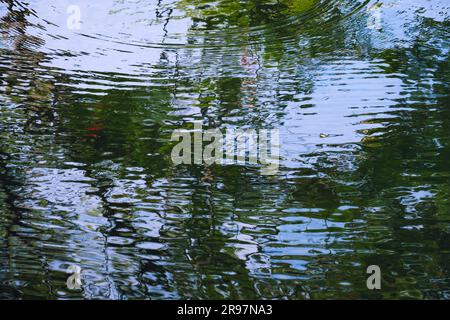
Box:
[0,0,449,299]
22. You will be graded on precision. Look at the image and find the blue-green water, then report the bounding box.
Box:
[0,0,449,299]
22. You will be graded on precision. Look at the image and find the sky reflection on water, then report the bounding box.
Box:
[0,0,449,299]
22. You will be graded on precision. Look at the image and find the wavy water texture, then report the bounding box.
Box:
[0,0,449,299]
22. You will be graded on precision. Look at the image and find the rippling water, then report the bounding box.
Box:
[0,0,449,299]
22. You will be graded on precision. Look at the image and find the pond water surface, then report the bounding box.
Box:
[0,0,449,299]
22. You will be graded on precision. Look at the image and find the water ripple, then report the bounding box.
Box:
[0,0,449,299]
